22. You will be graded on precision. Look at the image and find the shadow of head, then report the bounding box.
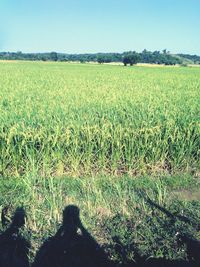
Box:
[1,206,26,229]
[11,207,26,229]
[0,207,30,267]
[63,205,80,226]
[61,205,81,237]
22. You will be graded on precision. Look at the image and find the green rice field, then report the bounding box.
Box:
[0,61,199,177]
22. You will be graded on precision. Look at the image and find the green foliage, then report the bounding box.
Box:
[97,55,105,64]
[123,51,141,66]
[50,51,58,61]
[97,54,112,64]
[181,63,188,67]
[140,50,182,65]
[178,54,200,64]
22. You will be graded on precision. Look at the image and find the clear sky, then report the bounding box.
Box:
[0,0,199,54]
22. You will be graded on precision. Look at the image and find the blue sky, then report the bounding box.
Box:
[0,0,199,54]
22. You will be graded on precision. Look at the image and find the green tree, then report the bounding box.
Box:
[97,55,105,64]
[123,52,140,66]
[50,52,58,61]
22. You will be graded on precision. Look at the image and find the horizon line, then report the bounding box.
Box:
[1,50,200,56]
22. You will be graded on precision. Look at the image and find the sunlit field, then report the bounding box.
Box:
[0,61,199,177]
[0,61,200,263]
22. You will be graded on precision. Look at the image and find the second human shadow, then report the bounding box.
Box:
[32,205,112,267]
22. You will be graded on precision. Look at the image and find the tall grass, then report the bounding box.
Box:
[0,62,199,176]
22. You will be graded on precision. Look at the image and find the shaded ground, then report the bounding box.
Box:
[0,175,200,265]
[0,204,200,267]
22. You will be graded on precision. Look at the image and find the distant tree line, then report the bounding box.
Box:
[0,50,199,65]
[177,54,200,64]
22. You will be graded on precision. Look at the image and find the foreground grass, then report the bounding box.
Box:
[0,62,199,176]
[0,175,199,263]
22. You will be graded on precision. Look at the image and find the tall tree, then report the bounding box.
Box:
[123,52,140,66]
[50,52,58,61]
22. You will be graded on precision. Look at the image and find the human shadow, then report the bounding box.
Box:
[33,205,113,267]
[0,207,30,267]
